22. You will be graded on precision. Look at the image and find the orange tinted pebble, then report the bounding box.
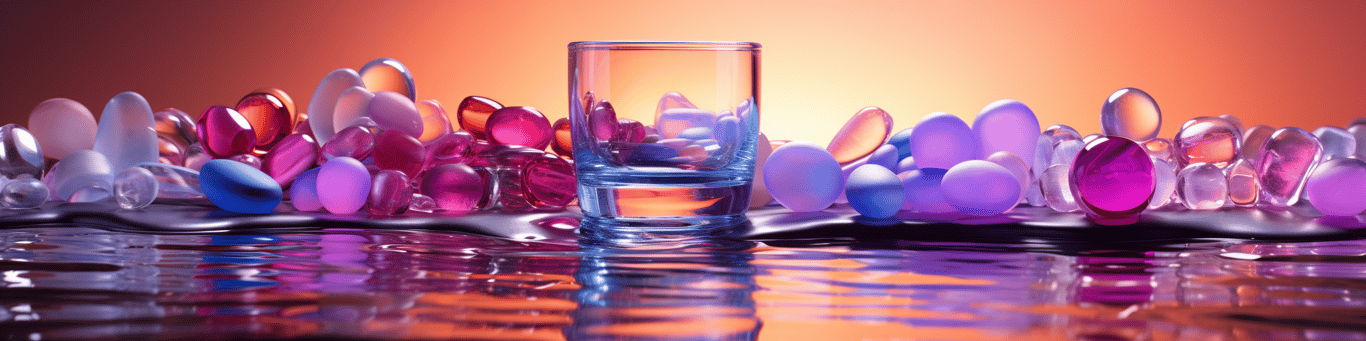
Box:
[454,96,502,140]
[827,107,893,164]
[416,99,451,142]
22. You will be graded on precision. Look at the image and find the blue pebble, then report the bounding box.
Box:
[846,164,905,219]
[200,159,283,214]
[626,143,681,163]
[887,128,914,160]
[714,116,742,147]
[897,156,917,173]
[679,127,713,140]
[867,144,899,170]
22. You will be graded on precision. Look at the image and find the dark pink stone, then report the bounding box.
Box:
[616,119,646,144]
[196,106,256,158]
[551,118,572,158]
[455,96,502,140]
[486,106,552,150]
[234,92,292,151]
[368,169,413,215]
[373,130,425,177]
[228,154,262,169]
[318,126,375,164]
[588,101,619,141]
[293,117,313,137]
[262,133,319,188]
[419,163,487,212]
[1069,136,1155,223]
[523,154,576,208]
[424,130,476,169]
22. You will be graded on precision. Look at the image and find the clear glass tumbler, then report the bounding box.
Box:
[569,41,761,229]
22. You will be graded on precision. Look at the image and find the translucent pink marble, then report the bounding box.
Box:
[1070,136,1155,222]
[235,91,293,151]
[367,169,413,215]
[228,154,262,170]
[367,91,424,138]
[318,126,375,164]
[1174,117,1241,168]
[455,96,503,140]
[827,107,893,164]
[424,130,476,169]
[317,157,371,214]
[419,163,486,212]
[373,130,425,177]
[1100,87,1162,141]
[486,106,552,150]
[196,106,257,158]
[1255,127,1323,206]
[262,133,319,188]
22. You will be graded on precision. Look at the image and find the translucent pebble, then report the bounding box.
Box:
[358,57,415,101]
[196,106,257,158]
[656,108,717,140]
[1148,158,1178,209]
[1041,164,1079,212]
[307,68,366,144]
[655,91,698,118]
[153,108,198,148]
[749,132,775,208]
[908,112,978,169]
[1312,126,1356,160]
[1304,158,1366,216]
[373,130,425,177]
[1050,139,1084,167]
[1070,136,1155,221]
[408,193,438,213]
[94,92,159,172]
[251,87,297,123]
[425,130,476,168]
[887,128,914,160]
[289,168,322,212]
[293,116,314,137]
[331,86,375,133]
[974,99,1041,167]
[1143,138,1175,163]
[28,98,96,160]
[68,186,111,203]
[228,154,262,170]
[318,126,376,163]
[764,141,843,212]
[1043,125,1082,144]
[45,150,113,201]
[845,164,905,219]
[485,106,553,150]
[113,167,158,209]
[1173,117,1241,168]
[368,170,413,215]
[713,116,742,148]
[1100,87,1162,141]
[1025,177,1046,207]
[520,154,577,209]
[551,118,573,157]
[588,101,620,141]
[420,163,486,212]
[0,124,45,179]
[1177,163,1228,210]
[1220,114,1244,138]
[827,107,893,164]
[1082,134,1102,144]
[941,160,1020,216]
[679,126,713,140]
[1349,122,1366,159]
[2,176,48,209]
[455,96,503,140]
[1256,127,1323,206]
[262,134,318,189]
[367,91,424,138]
[182,144,211,171]
[316,157,371,214]
[896,156,917,173]
[234,91,293,151]
[133,162,204,201]
[985,151,1030,204]
[416,99,452,142]
[157,135,183,166]
[199,159,282,214]
[1242,125,1275,161]
[1225,159,1259,206]
[898,168,956,213]
[1031,134,1052,179]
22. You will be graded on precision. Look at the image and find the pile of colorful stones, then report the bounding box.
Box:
[11,58,576,215]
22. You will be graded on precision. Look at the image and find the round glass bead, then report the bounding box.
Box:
[2,176,48,209]
[113,167,158,210]
[827,107,893,164]
[94,92,159,172]
[1225,158,1259,206]
[234,91,292,151]
[1143,138,1175,163]
[196,106,257,158]
[455,96,503,140]
[942,160,1020,216]
[308,68,366,144]
[588,100,620,141]
[1173,117,1241,168]
[1255,127,1323,207]
[1304,158,1366,216]
[1050,139,1084,168]
[368,170,413,216]
[28,98,96,160]
[1177,163,1227,210]
[1043,124,1082,145]
[1100,87,1161,142]
[908,112,978,170]
[521,155,577,209]
[974,99,1040,167]
[358,57,416,101]
[1070,136,1155,222]
[486,106,553,150]
[157,135,183,166]
[316,157,371,214]
[330,86,373,133]
[424,130,476,169]
[0,124,45,180]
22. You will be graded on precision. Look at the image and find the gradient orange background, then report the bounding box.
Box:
[3,0,1365,150]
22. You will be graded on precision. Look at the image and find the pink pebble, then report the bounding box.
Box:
[424,130,476,169]
[317,157,371,214]
[589,101,620,141]
[420,163,486,212]
[368,169,413,215]
[373,130,425,177]
[196,106,257,158]
[617,119,647,144]
[552,118,573,158]
[523,155,576,208]
[318,126,375,164]
[486,106,553,150]
[262,133,319,189]
[455,96,503,140]
[367,91,424,138]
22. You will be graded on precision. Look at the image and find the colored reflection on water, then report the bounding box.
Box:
[3,226,1366,340]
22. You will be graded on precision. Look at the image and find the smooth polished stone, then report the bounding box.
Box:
[228,154,262,170]
[318,126,376,164]
[1149,158,1178,209]
[316,157,370,214]
[196,106,257,158]
[424,130,476,169]
[588,101,620,141]
[94,92,159,172]
[113,167,157,210]
[827,107,893,164]
[986,151,1030,204]
[1041,164,1079,213]
[1143,138,1175,163]
[416,99,452,142]
[519,154,577,209]
[1177,163,1228,210]
[45,150,113,201]
[1174,117,1241,168]
[308,68,366,143]
[199,159,283,214]
[367,170,413,216]
[367,91,424,138]
[908,112,978,170]
[1225,158,1259,207]
[896,156,917,173]
[618,119,649,144]
[1256,127,1323,207]
[1313,126,1357,160]
[1070,136,1155,222]
[865,144,900,171]
[552,118,572,158]
[845,164,904,219]
[331,86,374,134]
[1304,158,1366,216]
[899,168,956,213]
[420,163,486,212]
[235,91,293,151]
[749,132,775,208]
[2,176,48,209]
[1242,125,1275,161]
[887,128,914,160]
[942,160,1020,216]
[0,124,45,179]
[486,106,553,150]
[1100,87,1162,141]
[261,134,318,189]
[656,108,716,140]
[409,193,438,213]
[974,99,1040,166]
[157,135,183,166]
[153,108,197,148]
[182,144,211,171]
[455,96,503,140]
[373,130,425,177]
[28,98,96,160]
[358,57,415,101]
[133,162,204,201]
[289,168,322,212]
[764,141,843,212]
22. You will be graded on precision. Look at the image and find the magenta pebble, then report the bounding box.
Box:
[262,133,319,188]
[1256,127,1323,207]
[420,163,486,212]
[228,154,262,169]
[424,130,476,169]
[289,168,322,212]
[366,91,424,138]
[1069,136,1155,223]
[373,130,425,177]
[316,157,370,214]
[616,119,647,144]
[196,106,257,158]
[523,155,576,208]
[485,106,553,150]
[1304,158,1366,216]
[588,101,620,141]
[368,170,413,215]
[318,126,375,164]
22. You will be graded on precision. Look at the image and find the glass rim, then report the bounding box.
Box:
[569,41,761,51]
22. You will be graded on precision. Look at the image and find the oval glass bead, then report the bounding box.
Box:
[827,107,893,164]
[235,91,293,151]
[1177,163,1227,210]
[0,124,45,180]
[1173,117,1241,168]
[486,106,553,150]
[1100,87,1162,142]
[455,96,503,140]
[1255,127,1323,207]
[197,106,257,158]
[262,133,319,189]
[373,130,425,178]
[368,169,413,216]
[358,57,416,101]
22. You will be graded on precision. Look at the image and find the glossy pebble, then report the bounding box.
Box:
[315,157,370,214]
[974,99,1040,166]
[416,99,452,142]
[1174,117,1241,168]
[1220,114,1244,137]
[235,91,292,151]
[153,108,198,148]
[1177,163,1228,210]
[45,150,113,201]
[942,160,1020,216]
[113,167,157,209]
[252,88,297,123]
[1225,159,1259,206]
[1051,139,1084,168]
[1082,134,1103,144]
[0,124,45,179]
[899,168,956,213]
[764,141,843,212]
[133,163,204,201]
[712,116,742,148]
[1143,138,1175,163]
[520,154,577,209]
[1304,158,1366,216]
[1041,164,1079,212]
[656,91,698,117]
[331,86,375,133]
[588,101,620,141]
[368,170,413,215]
[1100,87,1162,141]
[157,135,183,166]
[318,126,376,163]
[827,107,893,164]
[887,128,914,160]
[367,91,424,138]
[197,106,257,158]
[455,96,503,140]
[908,112,978,170]
[896,157,917,173]
[2,176,48,209]
[262,134,319,189]
[228,154,262,170]
[986,151,1030,204]
[1312,126,1356,160]
[1043,125,1082,145]
[656,108,717,140]
[1149,158,1178,209]
[373,130,425,177]
[1242,125,1275,161]
[182,144,211,171]
[1070,137,1155,222]
[1255,127,1323,207]
[289,168,322,212]
[1349,123,1366,159]
[749,132,775,208]
[199,159,282,214]
[28,98,96,160]
[420,163,486,212]
[358,58,415,100]
[678,127,712,140]
[552,118,573,157]
[486,106,553,150]
[409,194,438,213]
[425,131,476,168]
[94,92,158,172]
[845,164,904,219]
[308,68,366,143]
